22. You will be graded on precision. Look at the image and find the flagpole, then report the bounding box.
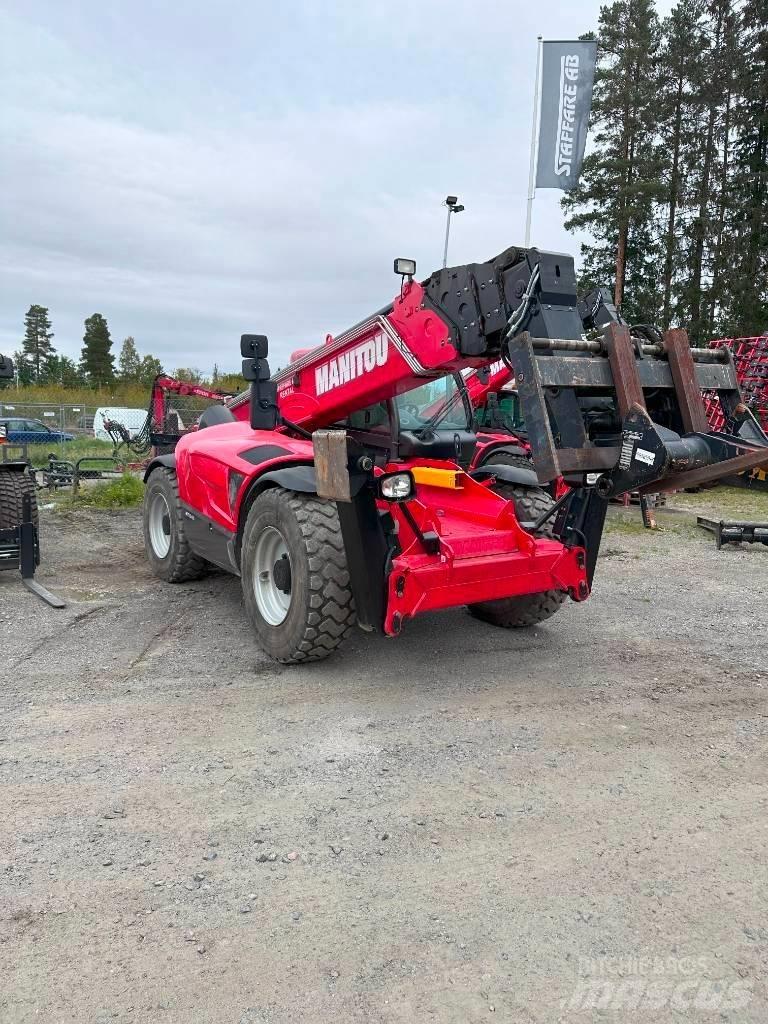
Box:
[524,35,543,248]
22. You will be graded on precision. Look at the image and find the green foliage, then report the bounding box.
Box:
[562,0,665,323]
[1,381,152,408]
[12,349,34,386]
[118,336,141,381]
[215,371,245,396]
[27,435,115,468]
[80,313,115,385]
[172,366,203,384]
[22,305,56,381]
[43,354,83,387]
[116,338,164,385]
[138,354,163,385]
[726,0,768,335]
[564,0,768,340]
[64,472,144,509]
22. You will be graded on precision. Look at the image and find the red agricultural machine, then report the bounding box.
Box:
[102,375,235,457]
[704,336,768,490]
[141,246,768,662]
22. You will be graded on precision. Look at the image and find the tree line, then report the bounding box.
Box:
[7,305,215,390]
[563,0,767,344]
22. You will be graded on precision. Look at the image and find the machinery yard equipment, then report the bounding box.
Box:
[0,354,64,607]
[103,376,235,458]
[704,336,768,491]
[142,246,768,662]
[697,515,768,549]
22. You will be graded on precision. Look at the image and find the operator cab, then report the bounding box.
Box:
[337,374,477,468]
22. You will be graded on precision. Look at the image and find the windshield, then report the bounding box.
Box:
[395,376,470,433]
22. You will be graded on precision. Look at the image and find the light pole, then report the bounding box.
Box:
[442,195,464,268]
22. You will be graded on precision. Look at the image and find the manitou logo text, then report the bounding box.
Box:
[315,333,389,395]
[555,54,580,179]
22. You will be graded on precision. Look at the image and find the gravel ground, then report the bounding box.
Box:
[1,489,767,1023]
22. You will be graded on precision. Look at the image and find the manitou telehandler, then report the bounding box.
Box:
[142,246,768,662]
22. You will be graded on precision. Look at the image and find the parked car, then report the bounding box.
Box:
[93,407,148,441]
[0,417,75,444]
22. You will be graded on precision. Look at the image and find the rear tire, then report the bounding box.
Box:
[241,489,356,663]
[143,467,207,582]
[0,468,38,532]
[468,459,567,628]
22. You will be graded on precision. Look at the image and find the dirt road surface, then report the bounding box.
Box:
[2,491,767,1022]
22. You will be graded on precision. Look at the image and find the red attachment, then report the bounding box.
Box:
[151,375,235,437]
[381,470,587,634]
[172,420,588,634]
[705,337,768,432]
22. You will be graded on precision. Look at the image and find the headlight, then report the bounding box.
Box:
[378,471,415,502]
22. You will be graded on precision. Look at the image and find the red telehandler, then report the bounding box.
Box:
[142,246,768,662]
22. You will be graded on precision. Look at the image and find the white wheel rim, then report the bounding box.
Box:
[253,526,292,626]
[148,491,172,558]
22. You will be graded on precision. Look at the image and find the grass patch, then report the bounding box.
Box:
[666,484,768,521]
[58,472,145,510]
[604,512,649,536]
[27,436,117,468]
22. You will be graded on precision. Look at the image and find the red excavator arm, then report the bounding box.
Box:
[151,375,235,428]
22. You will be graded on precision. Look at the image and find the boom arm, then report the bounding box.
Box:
[234,246,768,496]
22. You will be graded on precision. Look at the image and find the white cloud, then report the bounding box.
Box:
[1,1,599,373]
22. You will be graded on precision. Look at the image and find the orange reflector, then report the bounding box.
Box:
[411,466,463,489]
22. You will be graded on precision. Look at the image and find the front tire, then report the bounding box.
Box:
[468,458,567,629]
[241,489,355,663]
[143,468,207,582]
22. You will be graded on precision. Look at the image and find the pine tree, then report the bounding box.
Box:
[80,314,115,385]
[562,0,665,323]
[118,337,141,381]
[657,1,708,330]
[726,0,768,335]
[22,304,56,381]
[673,0,741,343]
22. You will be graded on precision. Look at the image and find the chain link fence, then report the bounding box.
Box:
[0,397,223,471]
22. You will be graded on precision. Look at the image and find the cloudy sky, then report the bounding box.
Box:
[3,1,625,375]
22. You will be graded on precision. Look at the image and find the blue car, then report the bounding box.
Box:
[0,417,75,444]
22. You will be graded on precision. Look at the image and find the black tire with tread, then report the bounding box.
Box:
[468,456,567,628]
[241,488,356,664]
[0,468,39,531]
[143,467,207,582]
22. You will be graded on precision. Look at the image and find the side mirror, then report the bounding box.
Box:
[250,376,278,431]
[239,333,278,431]
[242,357,271,382]
[241,334,269,359]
